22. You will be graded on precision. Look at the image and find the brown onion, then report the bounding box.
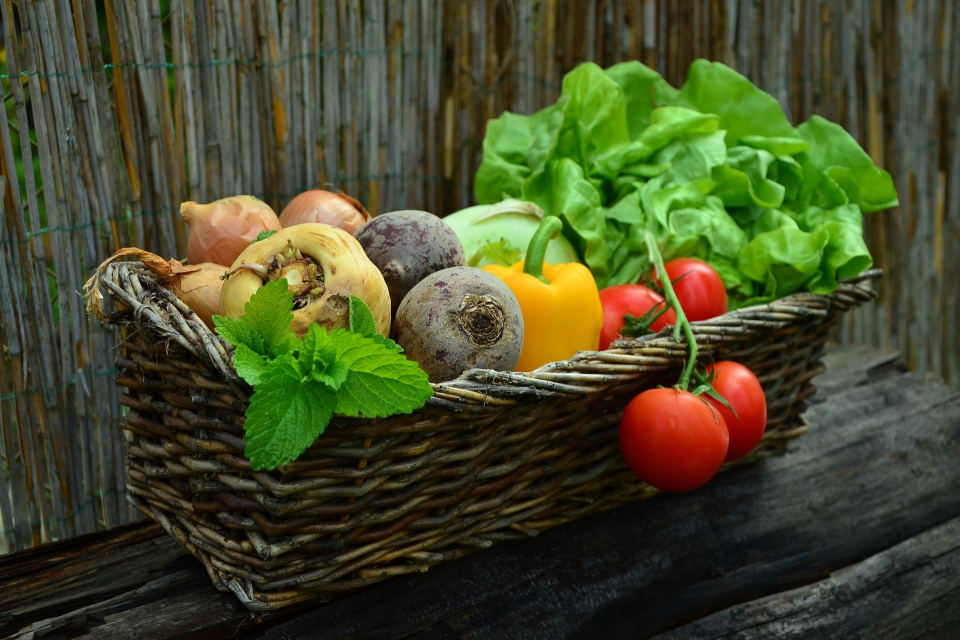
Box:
[181,195,282,267]
[169,263,227,328]
[279,190,371,234]
[83,248,225,329]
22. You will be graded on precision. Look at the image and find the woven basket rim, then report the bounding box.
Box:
[93,261,880,408]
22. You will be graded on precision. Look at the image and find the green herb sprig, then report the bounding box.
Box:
[477,238,522,267]
[213,280,432,470]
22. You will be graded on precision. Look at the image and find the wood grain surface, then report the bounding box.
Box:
[1,0,957,550]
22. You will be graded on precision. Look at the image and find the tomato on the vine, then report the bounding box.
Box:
[652,257,727,322]
[618,388,729,492]
[705,361,767,462]
[598,284,677,350]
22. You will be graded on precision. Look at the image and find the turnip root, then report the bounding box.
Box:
[220,223,391,336]
[354,210,465,316]
[393,267,524,382]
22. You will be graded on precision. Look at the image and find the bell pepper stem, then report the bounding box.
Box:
[523,217,563,283]
[644,232,698,391]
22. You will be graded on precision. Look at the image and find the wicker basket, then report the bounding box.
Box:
[93,260,879,610]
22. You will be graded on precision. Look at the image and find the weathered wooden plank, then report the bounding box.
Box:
[0,523,183,638]
[10,568,273,640]
[653,515,960,640]
[813,342,905,399]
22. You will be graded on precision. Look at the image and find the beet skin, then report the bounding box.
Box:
[354,210,465,316]
[393,267,524,382]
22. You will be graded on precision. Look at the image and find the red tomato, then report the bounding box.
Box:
[652,258,727,322]
[618,388,729,492]
[598,284,678,350]
[705,361,768,462]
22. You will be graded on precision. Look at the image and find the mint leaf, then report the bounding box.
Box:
[348,294,402,351]
[233,344,272,385]
[253,229,277,243]
[242,279,300,357]
[311,360,349,390]
[300,325,349,388]
[478,238,521,267]
[298,324,336,375]
[242,358,336,470]
[371,334,403,353]
[231,296,432,470]
[349,295,378,336]
[329,329,433,417]
[214,315,266,355]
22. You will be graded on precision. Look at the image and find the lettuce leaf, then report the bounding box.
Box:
[673,60,800,146]
[796,116,899,213]
[473,59,897,299]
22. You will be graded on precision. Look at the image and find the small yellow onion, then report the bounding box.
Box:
[220,223,391,336]
[169,263,227,328]
[181,195,282,267]
[279,190,371,234]
[83,248,225,329]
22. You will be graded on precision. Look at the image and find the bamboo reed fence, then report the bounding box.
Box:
[0,0,956,552]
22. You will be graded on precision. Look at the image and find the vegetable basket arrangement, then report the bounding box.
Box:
[86,60,894,610]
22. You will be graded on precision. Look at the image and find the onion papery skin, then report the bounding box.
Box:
[171,263,226,329]
[220,223,391,337]
[279,190,371,234]
[83,248,224,329]
[181,195,282,267]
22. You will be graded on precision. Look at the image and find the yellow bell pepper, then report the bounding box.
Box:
[482,217,602,371]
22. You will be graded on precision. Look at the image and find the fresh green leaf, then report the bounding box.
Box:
[796,116,898,213]
[657,129,728,184]
[253,229,278,243]
[311,360,349,390]
[711,146,786,209]
[371,334,404,353]
[473,58,897,302]
[605,60,679,137]
[806,220,873,294]
[214,314,265,355]
[241,358,336,470]
[675,60,799,146]
[524,159,608,282]
[634,108,720,160]
[226,277,432,471]
[298,323,337,375]
[477,238,522,267]
[556,62,635,180]
[328,329,433,418]
[737,225,830,298]
[348,295,378,337]
[232,344,272,385]
[240,279,301,358]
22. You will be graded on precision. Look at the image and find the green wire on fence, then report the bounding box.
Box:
[0,173,470,246]
[0,487,128,538]
[0,48,562,94]
[0,47,443,81]
[0,367,118,403]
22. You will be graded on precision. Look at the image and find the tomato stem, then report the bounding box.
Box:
[644,232,698,390]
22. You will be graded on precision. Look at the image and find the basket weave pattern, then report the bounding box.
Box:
[99,261,878,610]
